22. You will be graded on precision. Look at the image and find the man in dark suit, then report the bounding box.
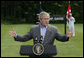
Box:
[9,11,72,57]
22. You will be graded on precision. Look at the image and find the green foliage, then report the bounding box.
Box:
[1,1,83,24]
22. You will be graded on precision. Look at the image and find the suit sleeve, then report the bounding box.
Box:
[55,28,69,42]
[14,28,33,42]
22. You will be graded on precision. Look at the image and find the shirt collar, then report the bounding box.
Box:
[39,23,48,29]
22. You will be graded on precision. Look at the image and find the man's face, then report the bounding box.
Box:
[40,14,49,26]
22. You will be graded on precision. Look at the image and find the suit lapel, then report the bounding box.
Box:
[36,25,41,39]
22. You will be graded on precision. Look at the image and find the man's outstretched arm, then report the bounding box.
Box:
[54,28,72,42]
[9,28,33,42]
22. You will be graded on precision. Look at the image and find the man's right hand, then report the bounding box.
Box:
[9,29,16,37]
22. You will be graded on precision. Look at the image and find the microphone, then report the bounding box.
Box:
[40,36,43,40]
[35,36,38,43]
[40,36,43,44]
[35,36,43,44]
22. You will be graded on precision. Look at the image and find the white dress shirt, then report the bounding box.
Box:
[40,23,48,41]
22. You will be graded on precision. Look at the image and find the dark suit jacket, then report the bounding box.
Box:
[14,24,69,45]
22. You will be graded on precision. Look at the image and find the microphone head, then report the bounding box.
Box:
[35,36,37,40]
[40,36,43,40]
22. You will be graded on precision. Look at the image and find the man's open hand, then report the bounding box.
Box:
[66,31,73,37]
[9,28,16,37]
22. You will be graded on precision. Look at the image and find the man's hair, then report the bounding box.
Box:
[39,11,50,20]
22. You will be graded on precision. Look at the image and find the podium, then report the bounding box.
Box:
[20,45,57,57]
